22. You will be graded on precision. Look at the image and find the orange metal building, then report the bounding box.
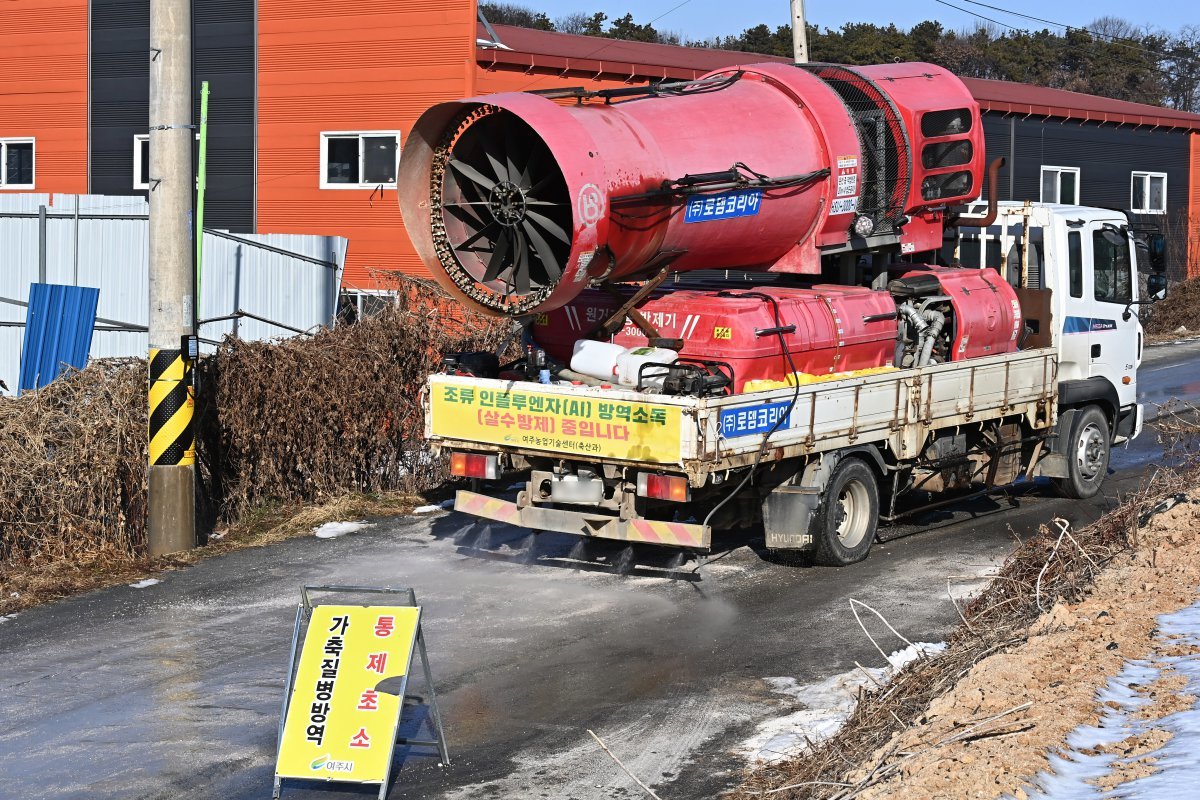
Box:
[0,0,88,195]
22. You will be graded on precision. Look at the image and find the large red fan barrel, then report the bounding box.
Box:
[399,62,983,317]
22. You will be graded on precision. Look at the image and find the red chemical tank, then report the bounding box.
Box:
[399,62,984,316]
[533,286,899,392]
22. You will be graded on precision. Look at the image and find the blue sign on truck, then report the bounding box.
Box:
[720,401,792,438]
[684,190,763,224]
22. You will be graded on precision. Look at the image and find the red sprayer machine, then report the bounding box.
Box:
[400,62,1156,565]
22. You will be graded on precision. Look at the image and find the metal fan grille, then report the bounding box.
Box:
[429,105,572,315]
[796,64,911,237]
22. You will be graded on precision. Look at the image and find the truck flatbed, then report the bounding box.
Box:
[426,347,1057,481]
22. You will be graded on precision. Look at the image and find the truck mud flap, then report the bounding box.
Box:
[454,490,711,551]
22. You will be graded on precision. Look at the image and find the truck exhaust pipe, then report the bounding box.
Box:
[949,157,1006,230]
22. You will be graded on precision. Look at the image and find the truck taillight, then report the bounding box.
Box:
[637,473,690,502]
[450,452,499,480]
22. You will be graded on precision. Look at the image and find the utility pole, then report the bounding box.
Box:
[790,0,809,63]
[147,0,196,556]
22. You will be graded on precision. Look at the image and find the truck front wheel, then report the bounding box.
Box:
[1054,405,1110,500]
[813,457,880,566]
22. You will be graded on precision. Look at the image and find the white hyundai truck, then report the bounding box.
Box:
[398,60,1167,565]
[425,203,1165,565]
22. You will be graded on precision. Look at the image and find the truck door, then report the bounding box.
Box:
[1056,229,1091,380]
[1082,224,1140,408]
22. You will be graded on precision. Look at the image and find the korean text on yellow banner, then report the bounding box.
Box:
[430,382,682,463]
[276,605,420,783]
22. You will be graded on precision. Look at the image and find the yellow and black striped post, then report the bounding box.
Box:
[146,344,196,557]
[148,348,195,466]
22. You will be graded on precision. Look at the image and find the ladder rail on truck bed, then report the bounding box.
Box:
[698,348,1057,477]
[425,348,1058,549]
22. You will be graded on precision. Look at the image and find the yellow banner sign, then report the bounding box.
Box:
[276,605,420,784]
[430,381,682,463]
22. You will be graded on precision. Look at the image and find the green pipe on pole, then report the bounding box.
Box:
[195,80,209,309]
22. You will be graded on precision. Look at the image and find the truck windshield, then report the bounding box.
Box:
[1092,229,1132,304]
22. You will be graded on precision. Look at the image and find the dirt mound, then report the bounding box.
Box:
[733,457,1200,800]
[1144,277,1200,336]
[846,500,1200,800]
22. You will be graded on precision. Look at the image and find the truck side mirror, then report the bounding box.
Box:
[1147,272,1168,301]
[1147,233,1167,273]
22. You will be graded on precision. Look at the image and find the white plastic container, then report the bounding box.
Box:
[616,347,678,389]
[570,340,626,382]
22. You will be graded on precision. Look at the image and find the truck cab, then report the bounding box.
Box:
[953,202,1148,448]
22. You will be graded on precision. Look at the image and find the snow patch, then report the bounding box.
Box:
[743,642,946,763]
[1011,599,1200,799]
[313,521,374,539]
[128,579,160,589]
[413,504,448,515]
[0,614,16,623]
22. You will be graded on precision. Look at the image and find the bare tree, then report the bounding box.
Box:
[1163,25,1200,112]
[555,12,591,35]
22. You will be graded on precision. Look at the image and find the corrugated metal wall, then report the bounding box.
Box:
[0,0,89,194]
[255,0,475,289]
[1190,133,1200,278]
[0,193,347,395]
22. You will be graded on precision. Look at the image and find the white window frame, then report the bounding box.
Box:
[134,133,200,190]
[134,134,150,190]
[1040,165,1080,205]
[0,137,36,190]
[1130,171,1167,214]
[339,289,399,321]
[319,131,401,190]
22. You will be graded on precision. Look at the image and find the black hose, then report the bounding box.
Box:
[702,292,803,531]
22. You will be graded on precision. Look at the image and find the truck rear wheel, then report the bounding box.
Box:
[813,457,879,566]
[1053,405,1110,500]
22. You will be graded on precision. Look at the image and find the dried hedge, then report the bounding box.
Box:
[0,279,506,571]
[1143,276,1200,336]
[0,359,148,566]
[195,282,506,517]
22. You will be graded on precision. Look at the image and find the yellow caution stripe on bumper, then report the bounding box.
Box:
[453,490,711,551]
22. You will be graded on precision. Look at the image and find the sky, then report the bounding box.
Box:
[513,0,1195,42]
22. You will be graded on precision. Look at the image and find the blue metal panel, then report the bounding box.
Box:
[18,284,100,392]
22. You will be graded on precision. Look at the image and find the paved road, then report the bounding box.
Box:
[4,340,1200,800]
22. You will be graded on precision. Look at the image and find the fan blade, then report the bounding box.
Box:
[485,151,510,184]
[455,221,500,251]
[525,209,571,245]
[505,123,520,186]
[443,200,487,229]
[513,233,531,295]
[518,147,540,190]
[522,219,562,281]
[529,173,557,196]
[482,229,512,283]
[449,159,496,191]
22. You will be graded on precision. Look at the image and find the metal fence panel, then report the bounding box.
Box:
[0,194,348,395]
[19,284,100,392]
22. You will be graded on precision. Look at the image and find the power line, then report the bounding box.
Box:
[933,0,1190,85]
[945,0,1198,66]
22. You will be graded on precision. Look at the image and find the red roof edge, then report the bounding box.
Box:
[475,24,1200,133]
